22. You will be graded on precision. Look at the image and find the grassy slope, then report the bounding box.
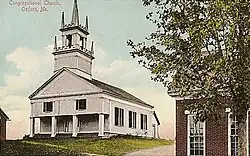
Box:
[0,140,85,156]
[33,137,173,156]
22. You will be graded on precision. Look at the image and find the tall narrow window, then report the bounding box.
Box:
[188,115,205,156]
[129,111,137,128]
[230,116,238,156]
[141,114,147,130]
[66,35,72,48]
[114,107,124,126]
[43,102,53,112]
[76,99,86,110]
[80,36,84,50]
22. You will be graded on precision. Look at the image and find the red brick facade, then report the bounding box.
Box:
[176,99,250,156]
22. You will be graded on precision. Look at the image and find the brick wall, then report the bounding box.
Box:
[176,99,228,156]
[0,118,6,140]
[249,112,250,156]
[176,100,188,156]
[206,117,228,156]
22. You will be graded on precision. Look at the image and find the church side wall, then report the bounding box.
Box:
[108,99,154,137]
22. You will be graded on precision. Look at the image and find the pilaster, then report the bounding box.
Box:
[72,115,78,137]
[98,113,104,137]
[51,116,57,137]
[29,117,35,137]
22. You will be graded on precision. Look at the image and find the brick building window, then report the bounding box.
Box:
[129,111,137,129]
[188,115,205,156]
[115,107,124,126]
[43,102,53,112]
[229,116,238,156]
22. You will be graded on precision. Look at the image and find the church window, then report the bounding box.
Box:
[80,36,84,50]
[129,111,137,129]
[43,102,53,112]
[115,107,124,126]
[66,35,72,48]
[140,114,147,130]
[76,99,87,110]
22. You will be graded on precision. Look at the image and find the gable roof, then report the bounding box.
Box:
[29,68,154,108]
[0,108,10,121]
[28,68,66,99]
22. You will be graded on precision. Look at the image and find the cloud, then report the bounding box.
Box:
[1,45,53,139]
[1,43,175,139]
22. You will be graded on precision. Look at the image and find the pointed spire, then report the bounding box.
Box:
[91,41,94,54]
[54,36,57,50]
[71,0,79,26]
[61,12,65,28]
[85,16,89,31]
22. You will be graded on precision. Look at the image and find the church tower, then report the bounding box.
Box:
[53,0,94,80]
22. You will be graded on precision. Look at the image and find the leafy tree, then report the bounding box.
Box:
[128,0,250,155]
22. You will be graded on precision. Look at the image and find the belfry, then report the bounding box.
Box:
[53,0,94,80]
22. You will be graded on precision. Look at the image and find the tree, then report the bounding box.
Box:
[127,0,250,155]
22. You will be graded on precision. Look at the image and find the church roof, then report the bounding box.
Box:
[29,68,154,108]
[81,76,153,108]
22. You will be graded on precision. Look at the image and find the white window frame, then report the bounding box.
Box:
[187,114,206,156]
[228,109,250,156]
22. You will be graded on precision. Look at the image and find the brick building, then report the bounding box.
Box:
[0,108,10,141]
[173,98,250,156]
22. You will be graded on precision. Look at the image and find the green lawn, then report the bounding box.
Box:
[1,137,173,156]
[32,137,173,156]
[0,140,85,156]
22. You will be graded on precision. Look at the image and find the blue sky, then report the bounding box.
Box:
[0,0,155,82]
[0,0,175,139]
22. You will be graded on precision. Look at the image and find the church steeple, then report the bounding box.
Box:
[71,0,79,26]
[52,0,94,80]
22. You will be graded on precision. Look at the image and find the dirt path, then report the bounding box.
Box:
[124,145,175,156]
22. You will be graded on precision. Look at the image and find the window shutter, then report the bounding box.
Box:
[115,107,118,126]
[141,114,143,129]
[43,102,46,112]
[133,112,137,128]
[129,111,132,128]
[121,109,124,126]
[76,100,79,110]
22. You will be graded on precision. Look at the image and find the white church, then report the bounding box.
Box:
[28,0,160,139]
